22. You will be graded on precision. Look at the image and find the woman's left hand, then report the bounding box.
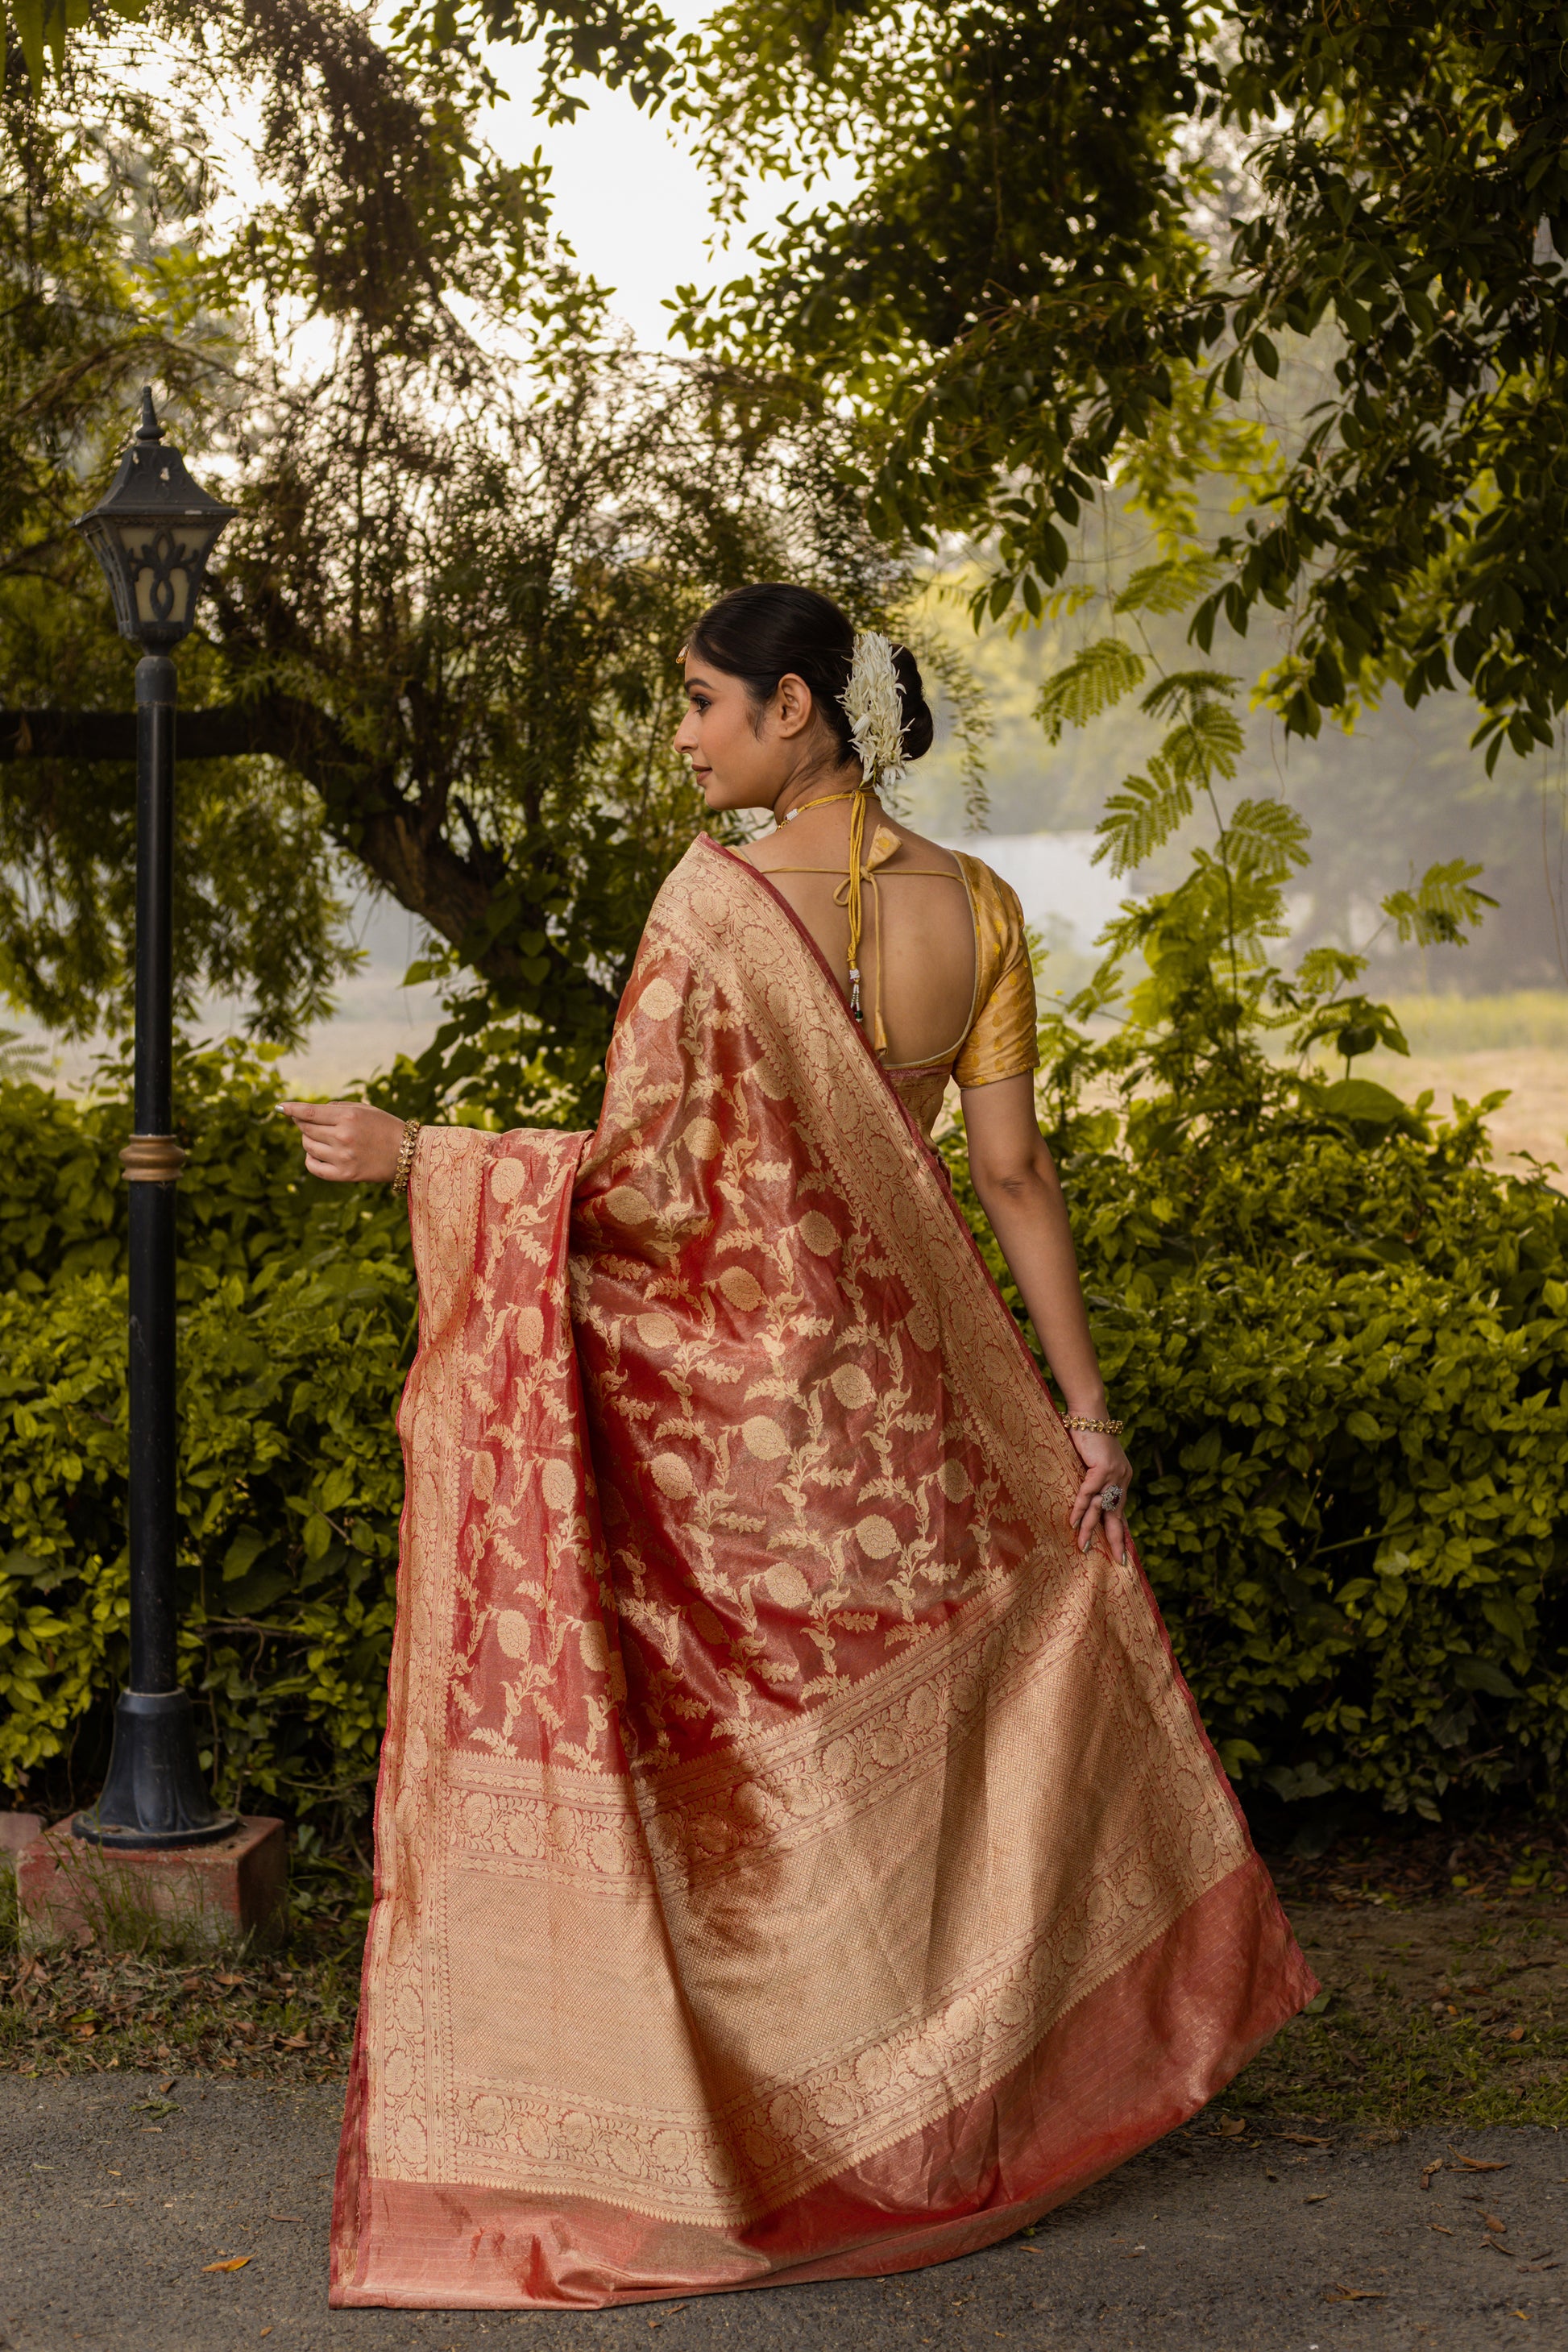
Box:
[279,1100,406,1183]
[1066,1429,1133,1565]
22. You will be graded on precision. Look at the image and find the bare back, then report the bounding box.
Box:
[738,800,976,1069]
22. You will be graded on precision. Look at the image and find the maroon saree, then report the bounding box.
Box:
[330,836,1315,2308]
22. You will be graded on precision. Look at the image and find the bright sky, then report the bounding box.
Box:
[477,15,857,349]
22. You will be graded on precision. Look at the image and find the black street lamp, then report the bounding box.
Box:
[73,388,239,1849]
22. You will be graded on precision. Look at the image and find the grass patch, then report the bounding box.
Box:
[1232,1893,1568,2130]
[0,1848,368,2083]
[1382,988,1568,1056]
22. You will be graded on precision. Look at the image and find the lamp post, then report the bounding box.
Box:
[73,388,239,1849]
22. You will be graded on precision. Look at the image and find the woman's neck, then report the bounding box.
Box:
[769,761,869,828]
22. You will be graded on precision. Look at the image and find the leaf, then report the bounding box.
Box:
[1265,1761,1335,1802]
[1380,859,1499,951]
[1311,1078,1408,1126]
[1113,558,1219,617]
[1161,704,1246,790]
[1280,2133,1332,2147]
[1421,2159,1443,2189]
[201,2256,251,2272]
[1223,796,1311,884]
[1034,639,1146,743]
[222,1526,268,1583]
[1093,756,1193,875]
[1451,1657,1518,1699]
[1454,2158,1509,2172]
[1139,669,1239,720]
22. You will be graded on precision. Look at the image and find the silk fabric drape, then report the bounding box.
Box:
[330,837,1315,2309]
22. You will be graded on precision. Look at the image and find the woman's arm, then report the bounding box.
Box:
[279,1100,406,1181]
[960,1071,1132,1563]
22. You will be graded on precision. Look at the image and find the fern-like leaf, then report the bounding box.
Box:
[1092,756,1193,876]
[1140,669,1240,720]
[1163,700,1246,787]
[1035,638,1146,744]
[1381,858,1498,949]
[1113,557,1222,617]
[1225,797,1313,886]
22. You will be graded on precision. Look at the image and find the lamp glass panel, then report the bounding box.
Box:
[114,518,218,632]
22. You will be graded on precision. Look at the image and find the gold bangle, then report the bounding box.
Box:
[1062,1412,1124,1437]
[392,1118,422,1197]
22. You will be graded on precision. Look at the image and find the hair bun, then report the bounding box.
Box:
[890,645,935,763]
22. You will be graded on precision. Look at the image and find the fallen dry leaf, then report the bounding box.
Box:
[1214,2116,1247,2138]
[1483,2238,1515,2259]
[1484,2213,1508,2233]
[1430,2225,1453,2236]
[1305,2193,1332,2205]
[1508,2025,1527,2043]
[1324,2285,1385,2303]
[1421,2159,1444,2190]
[1279,2134,1331,2147]
[1455,2157,1508,2173]
[201,2255,251,2273]
[279,2034,309,2051]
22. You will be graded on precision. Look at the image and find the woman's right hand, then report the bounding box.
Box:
[1066,1427,1134,1566]
[279,1101,407,1184]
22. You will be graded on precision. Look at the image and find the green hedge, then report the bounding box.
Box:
[1,1038,1564,1836]
[948,1117,1568,1823]
[0,1046,413,1835]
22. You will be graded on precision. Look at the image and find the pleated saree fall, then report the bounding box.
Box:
[330,835,1315,2310]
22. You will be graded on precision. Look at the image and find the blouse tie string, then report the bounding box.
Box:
[778,783,886,1048]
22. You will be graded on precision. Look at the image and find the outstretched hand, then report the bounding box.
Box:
[1065,1427,1133,1566]
[279,1101,407,1184]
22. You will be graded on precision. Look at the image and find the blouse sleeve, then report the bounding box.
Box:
[952,859,1040,1090]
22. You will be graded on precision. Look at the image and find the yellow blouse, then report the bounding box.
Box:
[883,852,1039,1139]
[757,823,1040,1139]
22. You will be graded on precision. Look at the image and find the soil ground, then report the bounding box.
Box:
[4,1842,1568,2350]
[2,2076,1563,2352]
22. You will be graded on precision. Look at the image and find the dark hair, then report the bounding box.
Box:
[686,583,935,765]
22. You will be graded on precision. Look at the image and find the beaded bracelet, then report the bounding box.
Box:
[1061,1412,1124,1437]
[392,1118,422,1198]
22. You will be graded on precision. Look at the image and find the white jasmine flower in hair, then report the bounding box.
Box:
[841,631,906,790]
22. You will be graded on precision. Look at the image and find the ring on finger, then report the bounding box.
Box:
[1098,1483,1122,1512]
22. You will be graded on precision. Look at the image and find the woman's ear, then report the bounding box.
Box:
[771,672,817,740]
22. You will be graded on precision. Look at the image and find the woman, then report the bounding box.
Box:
[284,584,1313,2313]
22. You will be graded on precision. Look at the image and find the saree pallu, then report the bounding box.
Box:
[331,836,1315,2310]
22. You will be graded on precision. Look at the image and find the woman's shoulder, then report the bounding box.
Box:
[947,848,1027,931]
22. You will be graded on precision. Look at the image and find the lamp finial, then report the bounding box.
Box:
[136,387,164,445]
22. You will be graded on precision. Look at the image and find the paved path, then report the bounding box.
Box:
[1,2075,1563,2350]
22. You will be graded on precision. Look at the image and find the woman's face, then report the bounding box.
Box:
[674,652,836,812]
